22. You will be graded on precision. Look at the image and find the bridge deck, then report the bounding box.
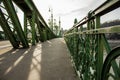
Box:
[0,38,78,80]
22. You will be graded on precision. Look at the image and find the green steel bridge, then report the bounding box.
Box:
[0,0,120,80]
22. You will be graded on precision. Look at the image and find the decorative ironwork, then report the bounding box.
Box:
[64,0,120,80]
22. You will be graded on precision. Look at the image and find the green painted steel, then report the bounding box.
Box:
[95,16,103,80]
[0,32,3,40]
[0,0,56,48]
[24,14,27,39]
[102,34,120,78]
[31,11,36,45]
[101,47,120,80]
[36,20,44,42]
[2,0,29,48]
[0,9,19,48]
[42,29,47,41]
[64,0,120,80]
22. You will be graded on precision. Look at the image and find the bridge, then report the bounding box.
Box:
[0,0,120,80]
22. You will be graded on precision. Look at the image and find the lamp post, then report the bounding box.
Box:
[49,8,53,31]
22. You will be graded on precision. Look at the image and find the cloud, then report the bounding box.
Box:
[56,7,88,16]
[33,0,119,30]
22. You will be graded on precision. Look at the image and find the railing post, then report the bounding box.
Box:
[95,16,103,80]
[64,0,120,80]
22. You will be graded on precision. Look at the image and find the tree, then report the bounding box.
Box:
[101,19,120,40]
[74,18,78,24]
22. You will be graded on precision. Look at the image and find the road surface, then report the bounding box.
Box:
[0,38,78,80]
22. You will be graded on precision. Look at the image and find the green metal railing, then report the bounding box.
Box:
[0,0,56,48]
[64,0,120,80]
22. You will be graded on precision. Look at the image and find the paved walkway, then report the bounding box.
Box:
[0,38,78,80]
[0,40,11,50]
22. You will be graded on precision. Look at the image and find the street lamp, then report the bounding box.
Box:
[48,8,53,31]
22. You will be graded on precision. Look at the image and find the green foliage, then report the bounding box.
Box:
[74,18,78,24]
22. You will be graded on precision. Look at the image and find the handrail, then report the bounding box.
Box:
[64,0,120,80]
[65,25,120,36]
[66,0,120,33]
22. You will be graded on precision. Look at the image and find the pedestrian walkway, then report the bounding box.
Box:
[0,41,11,50]
[0,38,78,80]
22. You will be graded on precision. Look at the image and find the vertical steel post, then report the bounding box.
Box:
[35,29,39,43]
[43,29,47,41]
[38,22,44,42]
[31,11,36,45]
[45,28,48,40]
[3,0,29,48]
[45,29,49,40]
[36,20,44,42]
[95,16,103,80]
[46,30,49,40]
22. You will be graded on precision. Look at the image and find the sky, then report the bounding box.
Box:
[32,0,120,30]
[32,0,105,30]
[1,0,120,30]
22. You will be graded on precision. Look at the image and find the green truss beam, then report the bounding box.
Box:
[3,0,29,48]
[0,9,19,48]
